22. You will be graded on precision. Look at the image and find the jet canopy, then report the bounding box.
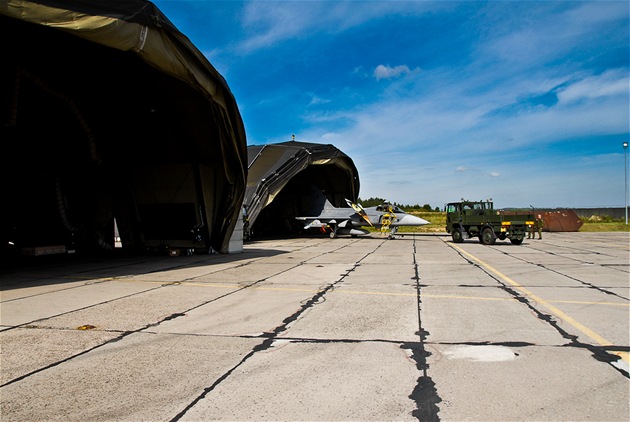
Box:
[374,203,404,213]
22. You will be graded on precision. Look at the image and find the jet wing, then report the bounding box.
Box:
[295,199,372,230]
[297,218,353,229]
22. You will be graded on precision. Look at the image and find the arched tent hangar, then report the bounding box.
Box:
[245,141,360,237]
[1,0,247,257]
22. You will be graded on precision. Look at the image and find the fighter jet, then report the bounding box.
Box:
[295,194,430,239]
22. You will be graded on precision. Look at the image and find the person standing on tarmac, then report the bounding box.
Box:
[535,215,543,239]
[528,214,544,240]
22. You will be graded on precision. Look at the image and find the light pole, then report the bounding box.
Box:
[624,141,628,225]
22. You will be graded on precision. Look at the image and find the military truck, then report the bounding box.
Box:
[445,200,534,245]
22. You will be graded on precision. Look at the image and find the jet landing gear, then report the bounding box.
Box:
[317,223,338,238]
[387,227,399,240]
[329,224,339,239]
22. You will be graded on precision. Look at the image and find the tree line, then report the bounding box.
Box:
[357,197,441,212]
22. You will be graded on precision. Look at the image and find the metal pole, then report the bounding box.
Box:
[624,142,628,225]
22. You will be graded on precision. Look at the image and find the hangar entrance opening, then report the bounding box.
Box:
[244,141,360,238]
[2,23,214,256]
[2,3,247,260]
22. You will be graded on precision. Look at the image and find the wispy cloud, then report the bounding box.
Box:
[307,93,331,106]
[373,64,415,80]
[236,1,441,53]
[155,0,629,208]
[557,69,629,104]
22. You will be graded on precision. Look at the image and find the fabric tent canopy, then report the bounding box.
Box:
[1,0,247,255]
[245,141,360,236]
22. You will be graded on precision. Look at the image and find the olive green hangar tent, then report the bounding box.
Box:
[1,0,247,256]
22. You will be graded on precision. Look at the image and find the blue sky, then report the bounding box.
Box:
[154,0,629,209]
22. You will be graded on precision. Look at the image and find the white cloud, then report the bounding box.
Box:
[374,64,412,80]
[237,1,440,53]
[557,69,629,104]
[227,1,628,208]
[307,94,331,106]
[299,61,627,208]
[478,1,628,67]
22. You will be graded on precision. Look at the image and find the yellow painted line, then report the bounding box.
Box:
[119,279,518,299]
[451,244,629,364]
[336,291,517,301]
[6,274,116,282]
[418,294,628,307]
[605,243,630,250]
[546,299,629,307]
[118,278,629,307]
[118,278,325,293]
[579,239,630,250]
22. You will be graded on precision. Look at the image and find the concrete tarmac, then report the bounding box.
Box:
[1,232,628,421]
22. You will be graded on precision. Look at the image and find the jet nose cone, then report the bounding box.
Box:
[398,214,430,226]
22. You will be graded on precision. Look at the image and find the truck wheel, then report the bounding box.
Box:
[452,228,464,243]
[510,236,523,245]
[480,227,496,245]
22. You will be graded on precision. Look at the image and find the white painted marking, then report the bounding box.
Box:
[443,345,517,362]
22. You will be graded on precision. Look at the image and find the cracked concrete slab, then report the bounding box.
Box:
[178,341,420,422]
[1,232,628,421]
